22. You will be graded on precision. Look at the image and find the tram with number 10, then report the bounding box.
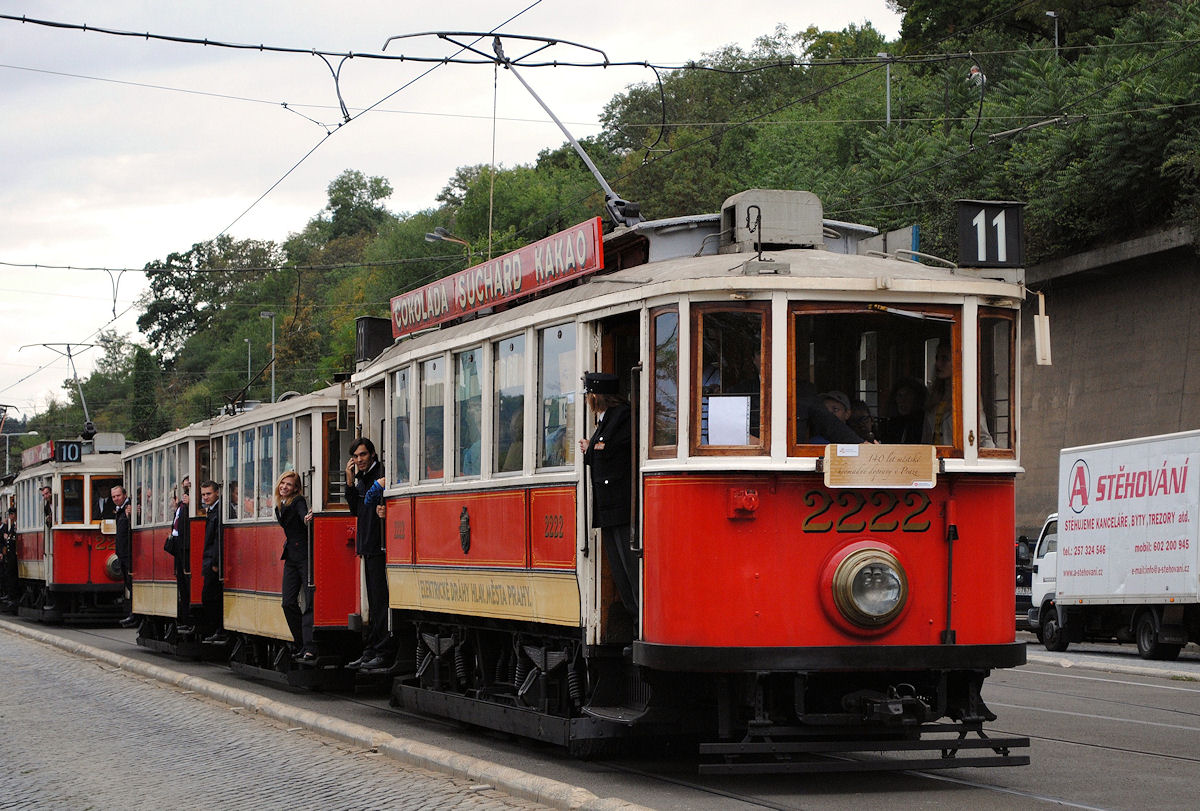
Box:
[349,188,1030,771]
[11,435,126,623]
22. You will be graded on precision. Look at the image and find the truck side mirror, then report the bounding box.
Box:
[1032,564,1039,574]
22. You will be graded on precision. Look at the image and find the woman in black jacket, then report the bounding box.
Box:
[275,471,315,662]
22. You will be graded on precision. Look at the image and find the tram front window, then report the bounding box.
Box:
[791,305,956,451]
[694,305,767,452]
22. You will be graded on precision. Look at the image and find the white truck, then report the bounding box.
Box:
[1029,430,1200,660]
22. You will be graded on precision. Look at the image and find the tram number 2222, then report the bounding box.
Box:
[802,490,932,534]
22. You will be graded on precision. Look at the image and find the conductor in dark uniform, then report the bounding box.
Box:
[579,372,638,616]
[199,480,228,644]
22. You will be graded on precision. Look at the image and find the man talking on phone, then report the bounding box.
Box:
[344,438,394,671]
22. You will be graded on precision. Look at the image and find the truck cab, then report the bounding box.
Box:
[1028,513,1058,646]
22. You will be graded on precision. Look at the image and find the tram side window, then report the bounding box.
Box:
[790,305,955,450]
[494,335,525,474]
[421,357,445,480]
[694,305,767,451]
[979,310,1014,451]
[241,429,256,519]
[225,434,239,521]
[455,349,482,478]
[651,307,679,454]
[278,419,295,474]
[61,476,84,524]
[92,476,122,522]
[392,369,411,485]
[133,456,144,525]
[165,446,178,521]
[259,424,275,517]
[324,415,355,508]
[142,453,156,525]
[539,324,576,468]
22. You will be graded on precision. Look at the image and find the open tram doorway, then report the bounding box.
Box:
[584,311,641,645]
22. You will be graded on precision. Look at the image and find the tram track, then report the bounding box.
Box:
[36,623,1200,810]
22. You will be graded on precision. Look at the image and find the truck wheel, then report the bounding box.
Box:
[1135,612,1182,661]
[1042,611,1069,652]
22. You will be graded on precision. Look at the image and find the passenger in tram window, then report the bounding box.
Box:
[199,481,230,645]
[498,410,524,473]
[579,372,638,620]
[820,390,852,423]
[881,378,926,444]
[796,382,866,445]
[40,486,52,524]
[922,341,995,448]
[344,438,395,672]
[849,399,877,442]
[423,430,444,479]
[459,399,482,477]
[227,481,239,521]
[274,471,316,663]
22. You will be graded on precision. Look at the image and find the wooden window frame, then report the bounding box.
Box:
[648,305,680,459]
[977,307,1017,459]
[690,301,771,457]
[787,301,961,457]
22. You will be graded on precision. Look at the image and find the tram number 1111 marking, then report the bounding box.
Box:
[801,490,932,534]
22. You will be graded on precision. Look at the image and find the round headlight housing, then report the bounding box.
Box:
[832,548,908,627]
[104,553,123,582]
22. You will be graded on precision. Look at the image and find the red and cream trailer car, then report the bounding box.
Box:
[126,419,213,655]
[206,388,361,686]
[13,434,125,623]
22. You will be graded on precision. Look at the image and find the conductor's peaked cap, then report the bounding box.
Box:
[582,372,619,395]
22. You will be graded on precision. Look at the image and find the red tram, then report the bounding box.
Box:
[348,189,1030,771]
[125,389,361,686]
[12,435,125,623]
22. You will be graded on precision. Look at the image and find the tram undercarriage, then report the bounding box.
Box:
[388,614,1029,771]
[13,580,124,625]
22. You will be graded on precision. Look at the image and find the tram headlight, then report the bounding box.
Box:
[104,553,122,582]
[832,548,908,627]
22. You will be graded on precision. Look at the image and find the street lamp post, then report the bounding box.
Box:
[425,227,474,265]
[260,311,276,403]
[244,338,251,384]
[877,52,892,126]
[1046,11,1059,56]
[3,430,38,475]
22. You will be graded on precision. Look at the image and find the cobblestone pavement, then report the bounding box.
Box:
[0,631,550,810]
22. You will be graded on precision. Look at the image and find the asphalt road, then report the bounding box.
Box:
[4,620,1198,810]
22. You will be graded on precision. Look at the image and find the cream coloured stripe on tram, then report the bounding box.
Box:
[388,566,581,627]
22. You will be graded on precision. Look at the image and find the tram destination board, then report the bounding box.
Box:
[390,217,603,337]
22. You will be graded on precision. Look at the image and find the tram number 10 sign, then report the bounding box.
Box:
[956,200,1025,268]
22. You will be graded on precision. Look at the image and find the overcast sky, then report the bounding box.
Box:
[0,0,902,423]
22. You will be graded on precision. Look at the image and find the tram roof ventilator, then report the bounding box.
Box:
[607,189,885,269]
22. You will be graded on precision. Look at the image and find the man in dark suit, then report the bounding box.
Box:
[170,477,192,633]
[112,485,137,628]
[0,507,18,609]
[344,438,393,671]
[579,372,637,617]
[199,480,228,644]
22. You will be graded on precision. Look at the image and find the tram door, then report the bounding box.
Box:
[587,312,641,644]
